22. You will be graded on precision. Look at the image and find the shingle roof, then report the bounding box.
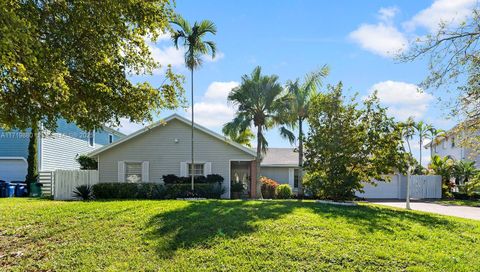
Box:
[261,148,298,166]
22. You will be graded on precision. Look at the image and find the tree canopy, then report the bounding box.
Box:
[0,0,184,131]
[303,83,410,201]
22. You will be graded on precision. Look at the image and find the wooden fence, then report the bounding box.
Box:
[53,170,99,200]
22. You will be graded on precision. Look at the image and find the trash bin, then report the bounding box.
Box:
[0,180,7,197]
[10,181,26,197]
[6,183,15,197]
[29,182,42,197]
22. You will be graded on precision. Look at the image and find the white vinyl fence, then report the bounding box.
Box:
[53,170,99,200]
[357,174,442,200]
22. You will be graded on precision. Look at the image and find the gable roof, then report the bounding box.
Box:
[88,114,257,157]
[261,148,299,167]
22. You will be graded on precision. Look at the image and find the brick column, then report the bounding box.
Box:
[250,160,257,199]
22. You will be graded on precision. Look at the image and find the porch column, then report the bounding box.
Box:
[250,160,257,199]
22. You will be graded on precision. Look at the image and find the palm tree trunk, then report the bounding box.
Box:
[191,68,195,191]
[256,126,262,199]
[419,136,423,170]
[298,118,304,197]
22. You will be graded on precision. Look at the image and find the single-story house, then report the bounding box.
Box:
[0,119,124,182]
[89,114,301,199]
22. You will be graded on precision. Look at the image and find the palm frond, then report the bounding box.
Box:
[279,126,296,144]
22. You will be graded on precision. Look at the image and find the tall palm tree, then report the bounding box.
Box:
[223,127,255,148]
[282,66,329,196]
[427,127,445,160]
[415,121,433,170]
[399,117,416,156]
[223,66,290,198]
[171,16,216,191]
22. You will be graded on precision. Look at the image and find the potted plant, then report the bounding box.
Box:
[231,182,244,199]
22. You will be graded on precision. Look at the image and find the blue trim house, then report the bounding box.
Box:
[0,120,125,182]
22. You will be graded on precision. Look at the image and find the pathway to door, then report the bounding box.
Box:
[371,201,480,221]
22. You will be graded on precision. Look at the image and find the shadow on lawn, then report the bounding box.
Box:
[144,200,459,258]
[144,200,296,257]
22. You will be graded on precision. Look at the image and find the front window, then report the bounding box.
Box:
[451,137,455,148]
[125,162,142,183]
[88,130,95,147]
[109,134,114,144]
[293,169,299,189]
[188,163,204,176]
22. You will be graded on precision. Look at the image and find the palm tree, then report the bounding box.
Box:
[427,127,445,160]
[171,16,217,191]
[223,127,255,148]
[223,66,289,198]
[399,117,416,156]
[415,121,433,171]
[281,66,329,196]
[453,160,477,185]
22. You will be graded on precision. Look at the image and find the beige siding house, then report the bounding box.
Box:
[89,114,257,198]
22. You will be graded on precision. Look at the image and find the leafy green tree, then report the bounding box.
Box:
[224,66,289,198]
[0,0,184,132]
[303,83,409,201]
[171,16,217,191]
[282,66,329,196]
[223,127,255,148]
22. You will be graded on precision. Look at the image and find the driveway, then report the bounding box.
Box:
[371,201,480,221]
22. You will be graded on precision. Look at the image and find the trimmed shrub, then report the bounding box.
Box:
[164,183,225,199]
[260,177,279,199]
[276,184,292,199]
[162,174,225,184]
[92,183,165,199]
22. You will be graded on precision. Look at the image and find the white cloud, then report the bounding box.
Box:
[369,80,434,120]
[148,44,185,69]
[186,81,240,128]
[404,0,476,32]
[204,81,239,101]
[349,7,408,57]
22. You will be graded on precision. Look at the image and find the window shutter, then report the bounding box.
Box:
[142,161,149,182]
[204,162,212,175]
[180,162,188,176]
[118,161,125,182]
[288,168,294,188]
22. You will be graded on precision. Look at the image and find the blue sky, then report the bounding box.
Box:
[126,0,477,165]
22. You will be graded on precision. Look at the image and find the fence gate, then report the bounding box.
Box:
[54,170,99,200]
[410,175,442,199]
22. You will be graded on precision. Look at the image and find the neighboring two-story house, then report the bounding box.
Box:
[425,125,480,167]
[0,119,124,182]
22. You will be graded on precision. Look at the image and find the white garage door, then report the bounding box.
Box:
[0,158,28,182]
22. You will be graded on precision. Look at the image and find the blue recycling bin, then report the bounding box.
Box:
[10,181,28,197]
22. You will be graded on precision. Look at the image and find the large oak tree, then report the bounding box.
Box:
[0,0,184,132]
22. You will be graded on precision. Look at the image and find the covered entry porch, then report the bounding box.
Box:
[230,160,257,199]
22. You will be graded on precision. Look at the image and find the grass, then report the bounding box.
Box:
[435,199,480,207]
[1,199,479,271]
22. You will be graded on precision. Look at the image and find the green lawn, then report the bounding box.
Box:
[1,199,479,271]
[435,199,480,207]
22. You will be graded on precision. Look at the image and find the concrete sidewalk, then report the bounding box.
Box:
[371,201,480,221]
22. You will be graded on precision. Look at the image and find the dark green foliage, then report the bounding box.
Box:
[76,155,98,170]
[25,126,38,191]
[72,185,93,201]
[304,83,409,201]
[164,184,225,199]
[92,183,166,199]
[162,174,224,184]
[230,182,245,193]
[276,184,293,199]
